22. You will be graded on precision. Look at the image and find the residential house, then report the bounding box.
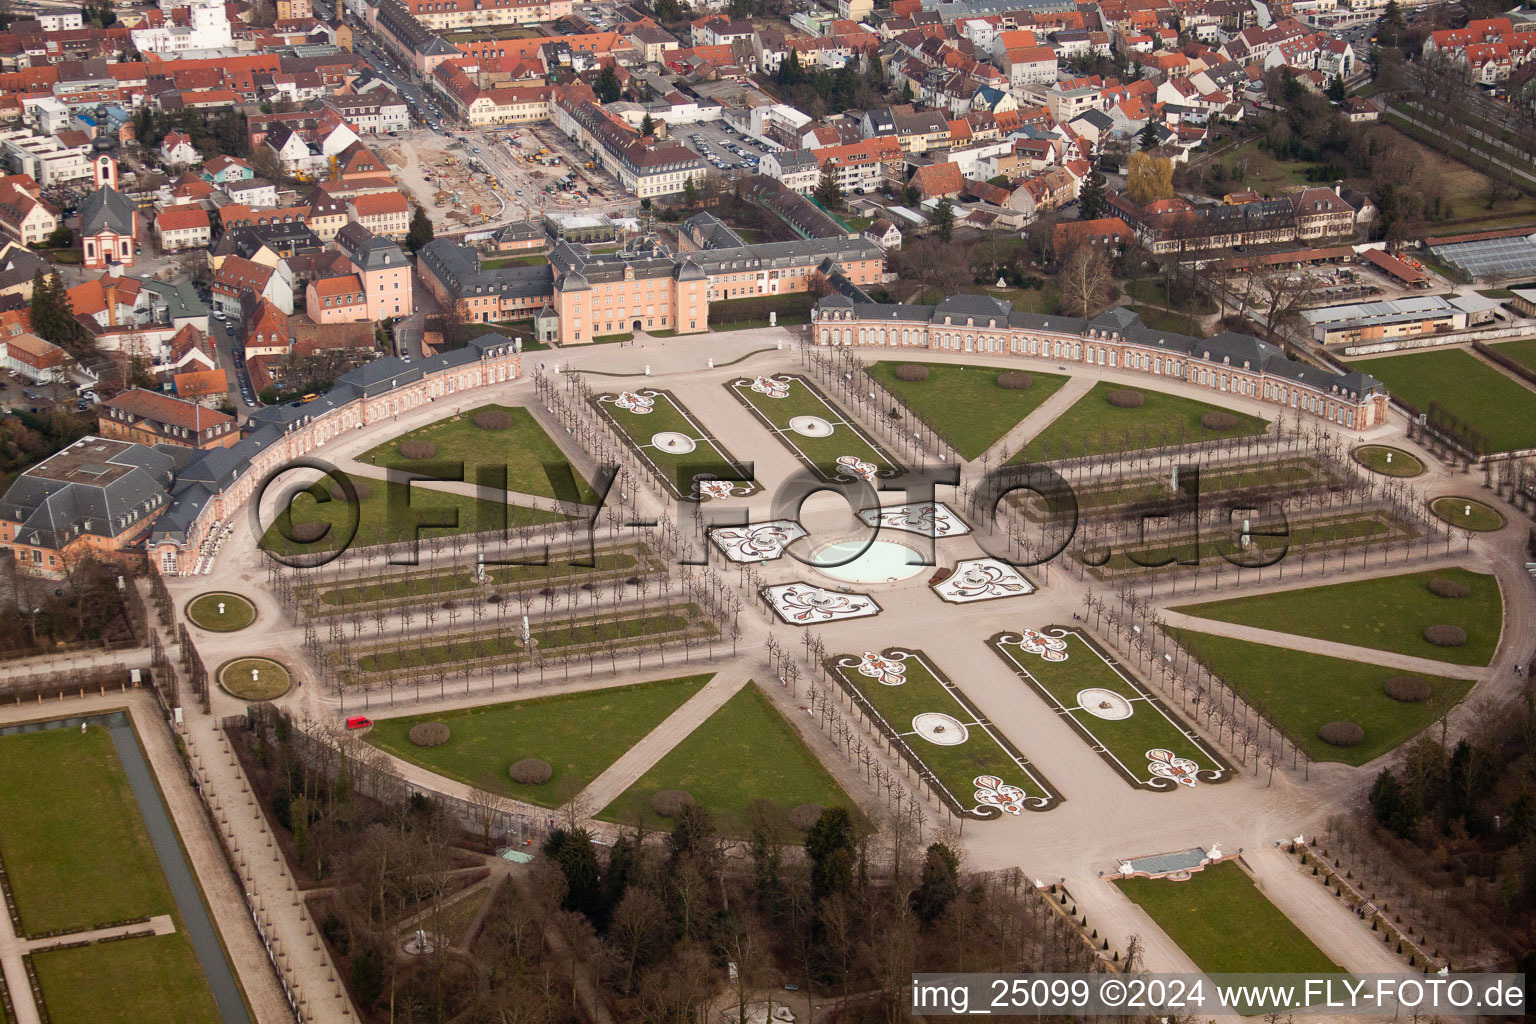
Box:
[336,221,412,320]
[346,190,410,240]
[306,273,370,323]
[159,130,199,168]
[0,176,58,245]
[154,204,211,252]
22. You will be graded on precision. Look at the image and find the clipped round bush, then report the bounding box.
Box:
[288,521,328,544]
[329,481,372,502]
[1106,388,1145,408]
[1423,624,1468,647]
[1318,721,1365,747]
[892,364,929,382]
[473,409,512,430]
[408,722,450,747]
[398,440,436,460]
[1384,677,1432,703]
[1201,411,1238,431]
[1427,577,1470,599]
[789,804,824,831]
[997,371,1032,390]
[508,758,553,785]
[650,790,695,818]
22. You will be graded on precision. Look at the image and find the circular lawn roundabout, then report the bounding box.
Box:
[217,657,292,701]
[186,592,256,632]
[1430,496,1505,532]
[1352,445,1423,478]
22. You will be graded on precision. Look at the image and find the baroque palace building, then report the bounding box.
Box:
[813,293,1390,430]
[419,235,885,346]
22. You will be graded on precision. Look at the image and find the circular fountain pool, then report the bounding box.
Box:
[812,540,926,583]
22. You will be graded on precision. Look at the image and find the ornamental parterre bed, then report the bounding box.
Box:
[828,648,1060,817]
[727,373,902,484]
[989,627,1227,791]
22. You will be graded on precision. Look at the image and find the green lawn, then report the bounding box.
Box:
[708,293,814,327]
[1353,444,1424,477]
[32,932,220,1024]
[218,657,292,700]
[315,548,648,606]
[1430,496,1505,532]
[593,389,759,499]
[356,607,709,672]
[1170,567,1502,667]
[1012,382,1268,463]
[480,254,549,269]
[1490,337,1536,376]
[866,362,1071,460]
[0,726,174,934]
[366,675,712,805]
[1136,306,1208,338]
[263,473,562,556]
[728,375,901,481]
[1097,511,1406,575]
[1116,861,1341,976]
[980,283,1061,315]
[1060,459,1324,515]
[1129,278,1217,314]
[1167,628,1470,764]
[361,405,598,503]
[184,592,255,631]
[599,684,859,834]
[1353,349,1536,453]
[831,651,1056,815]
[991,630,1224,789]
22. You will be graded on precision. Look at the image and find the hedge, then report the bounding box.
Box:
[1106,388,1145,408]
[473,410,512,430]
[1384,677,1432,702]
[408,722,450,747]
[650,790,695,818]
[1201,411,1239,430]
[1423,624,1467,647]
[893,364,929,382]
[1318,721,1365,747]
[509,758,553,785]
[997,371,1032,390]
[1427,578,1470,598]
[398,440,437,460]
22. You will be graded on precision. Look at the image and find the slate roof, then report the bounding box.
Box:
[79,184,135,237]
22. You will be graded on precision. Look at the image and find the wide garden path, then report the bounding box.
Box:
[570,665,751,816]
[982,374,1096,463]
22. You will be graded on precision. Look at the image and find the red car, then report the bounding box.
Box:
[346,716,372,730]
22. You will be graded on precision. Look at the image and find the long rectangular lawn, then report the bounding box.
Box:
[728,375,901,480]
[1353,349,1536,453]
[0,726,175,935]
[1116,860,1341,974]
[264,473,562,555]
[598,684,860,834]
[367,675,712,805]
[32,932,221,1024]
[1170,567,1502,666]
[1167,628,1471,764]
